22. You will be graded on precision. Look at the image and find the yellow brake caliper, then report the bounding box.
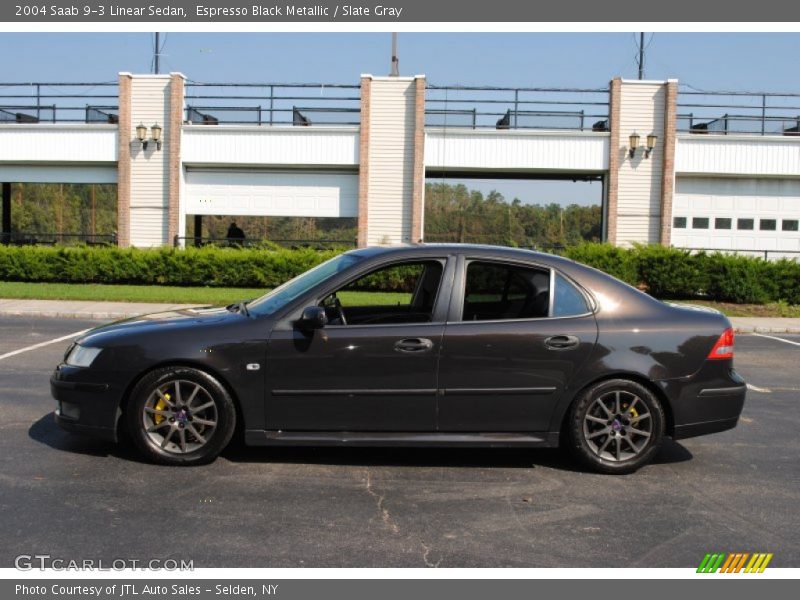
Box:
[621,402,640,423]
[154,393,170,425]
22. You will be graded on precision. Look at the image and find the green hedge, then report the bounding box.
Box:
[562,243,800,305]
[1,243,799,305]
[0,245,337,289]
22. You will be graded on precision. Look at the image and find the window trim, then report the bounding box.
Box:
[312,256,451,329]
[452,257,594,324]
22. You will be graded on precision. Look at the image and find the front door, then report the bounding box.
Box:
[265,258,451,431]
[437,259,598,432]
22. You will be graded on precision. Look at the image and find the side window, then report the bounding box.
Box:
[462,261,550,321]
[553,274,590,317]
[320,260,443,326]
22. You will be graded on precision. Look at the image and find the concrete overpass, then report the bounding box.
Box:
[1,74,799,258]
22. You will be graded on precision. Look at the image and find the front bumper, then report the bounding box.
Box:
[50,365,124,443]
[661,362,747,440]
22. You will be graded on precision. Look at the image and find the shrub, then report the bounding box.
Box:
[704,253,772,304]
[562,243,638,285]
[0,243,798,306]
[632,244,709,299]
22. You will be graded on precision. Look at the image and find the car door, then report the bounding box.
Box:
[436,256,598,433]
[265,257,453,432]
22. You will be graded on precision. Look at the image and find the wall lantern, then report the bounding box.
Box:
[135,122,163,151]
[628,131,640,158]
[644,132,658,159]
[135,123,148,149]
[150,123,163,151]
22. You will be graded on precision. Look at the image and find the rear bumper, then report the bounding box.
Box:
[660,364,747,440]
[50,367,123,443]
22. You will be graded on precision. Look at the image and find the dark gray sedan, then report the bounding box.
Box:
[51,244,745,473]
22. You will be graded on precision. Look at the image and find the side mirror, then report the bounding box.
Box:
[299,306,328,329]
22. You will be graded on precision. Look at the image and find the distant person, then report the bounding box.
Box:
[226,221,246,246]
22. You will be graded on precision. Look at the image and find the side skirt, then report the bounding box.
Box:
[244,430,560,448]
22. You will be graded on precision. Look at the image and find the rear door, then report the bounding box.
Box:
[436,257,598,432]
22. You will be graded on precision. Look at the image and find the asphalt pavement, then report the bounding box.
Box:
[0,315,798,568]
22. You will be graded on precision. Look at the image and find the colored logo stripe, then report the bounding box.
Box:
[697,552,772,573]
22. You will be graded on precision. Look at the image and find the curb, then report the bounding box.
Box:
[732,326,800,334]
[0,310,149,320]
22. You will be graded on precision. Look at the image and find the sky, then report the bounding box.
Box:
[2,32,799,205]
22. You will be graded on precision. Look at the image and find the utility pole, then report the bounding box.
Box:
[390,33,399,76]
[637,32,645,80]
[153,32,161,74]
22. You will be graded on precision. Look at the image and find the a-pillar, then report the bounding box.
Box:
[605,78,678,247]
[357,74,426,247]
[116,72,185,247]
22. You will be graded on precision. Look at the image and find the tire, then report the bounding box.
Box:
[566,379,665,475]
[125,367,236,466]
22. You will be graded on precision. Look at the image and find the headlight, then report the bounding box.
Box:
[65,344,102,368]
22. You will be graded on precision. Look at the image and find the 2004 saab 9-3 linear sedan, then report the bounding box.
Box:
[51,244,746,474]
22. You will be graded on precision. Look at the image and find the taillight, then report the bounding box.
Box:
[707,327,734,360]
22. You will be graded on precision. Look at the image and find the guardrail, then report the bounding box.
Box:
[184,82,361,126]
[678,88,800,136]
[0,232,117,246]
[673,247,800,261]
[174,235,357,250]
[0,82,118,123]
[425,85,610,131]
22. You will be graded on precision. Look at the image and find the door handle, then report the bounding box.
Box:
[394,338,434,353]
[544,335,580,350]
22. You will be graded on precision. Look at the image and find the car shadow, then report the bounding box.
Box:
[30,412,693,472]
[28,413,139,461]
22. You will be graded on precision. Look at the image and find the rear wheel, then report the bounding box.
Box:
[126,367,236,466]
[567,379,665,474]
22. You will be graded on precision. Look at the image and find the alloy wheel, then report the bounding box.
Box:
[141,379,218,455]
[582,390,653,462]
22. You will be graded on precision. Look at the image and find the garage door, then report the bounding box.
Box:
[672,177,800,257]
[184,169,358,218]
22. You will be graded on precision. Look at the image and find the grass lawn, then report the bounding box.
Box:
[0,281,410,307]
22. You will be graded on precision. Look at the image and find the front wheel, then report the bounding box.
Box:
[126,367,236,466]
[566,379,665,475]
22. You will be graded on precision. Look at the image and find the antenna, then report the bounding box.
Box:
[637,32,645,80]
[390,33,399,76]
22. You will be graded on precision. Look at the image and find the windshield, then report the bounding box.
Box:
[247,253,363,316]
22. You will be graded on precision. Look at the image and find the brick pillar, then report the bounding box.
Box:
[116,73,132,247]
[357,75,372,248]
[168,73,185,245]
[605,77,622,246]
[411,76,426,243]
[660,79,678,246]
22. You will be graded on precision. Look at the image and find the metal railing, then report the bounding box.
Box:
[673,246,800,261]
[0,82,118,124]
[1,232,117,246]
[173,235,356,250]
[425,85,610,131]
[184,82,361,126]
[678,88,800,136]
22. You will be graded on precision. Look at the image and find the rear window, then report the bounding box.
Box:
[553,274,590,317]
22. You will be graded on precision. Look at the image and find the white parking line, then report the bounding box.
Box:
[0,329,91,362]
[746,383,772,393]
[752,332,800,348]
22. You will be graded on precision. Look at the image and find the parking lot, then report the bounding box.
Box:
[0,315,798,568]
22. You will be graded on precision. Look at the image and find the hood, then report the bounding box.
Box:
[78,305,240,347]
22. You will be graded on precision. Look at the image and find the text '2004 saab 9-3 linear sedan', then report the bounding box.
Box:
[51,244,746,474]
